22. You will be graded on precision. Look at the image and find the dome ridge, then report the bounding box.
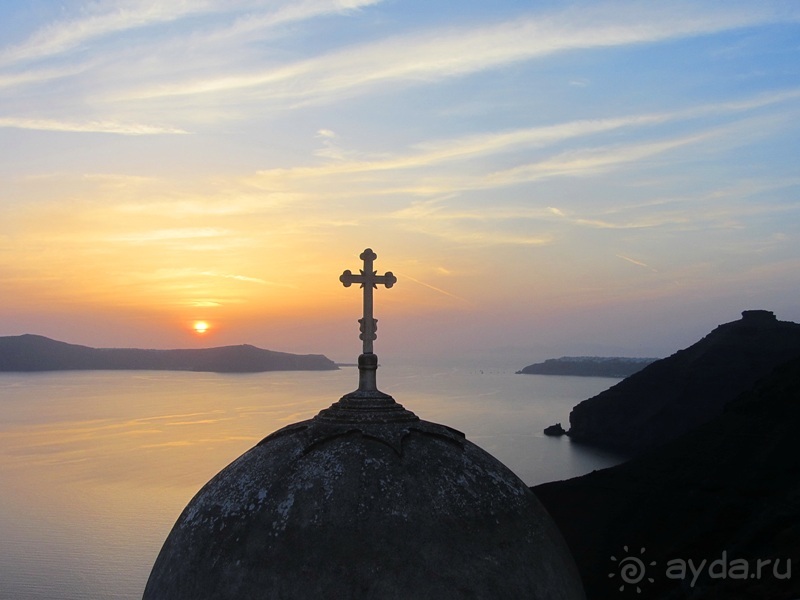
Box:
[260,416,465,458]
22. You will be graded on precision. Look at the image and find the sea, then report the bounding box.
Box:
[0,366,626,600]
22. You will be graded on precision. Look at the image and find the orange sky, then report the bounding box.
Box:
[2,1,799,365]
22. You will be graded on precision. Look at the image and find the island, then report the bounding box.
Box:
[0,334,338,373]
[516,356,657,378]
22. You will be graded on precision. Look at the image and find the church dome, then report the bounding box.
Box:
[143,250,585,599]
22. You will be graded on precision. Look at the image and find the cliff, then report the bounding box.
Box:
[0,334,338,373]
[535,355,800,599]
[568,310,800,453]
[517,356,657,378]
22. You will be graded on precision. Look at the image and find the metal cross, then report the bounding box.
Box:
[340,248,396,354]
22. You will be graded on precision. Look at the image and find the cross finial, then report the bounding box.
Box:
[340,248,396,355]
[314,248,413,420]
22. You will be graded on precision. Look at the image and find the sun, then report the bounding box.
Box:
[193,321,209,334]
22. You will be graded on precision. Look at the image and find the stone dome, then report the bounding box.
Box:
[143,356,584,599]
[144,249,584,599]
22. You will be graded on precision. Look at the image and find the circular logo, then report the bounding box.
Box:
[609,546,656,593]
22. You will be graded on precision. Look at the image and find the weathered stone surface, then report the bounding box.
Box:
[144,394,585,599]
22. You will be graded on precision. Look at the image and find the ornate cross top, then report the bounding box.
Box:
[316,249,413,418]
[340,248,396,355]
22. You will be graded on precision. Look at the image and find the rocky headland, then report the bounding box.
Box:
[567,310,800,454]
[534,354,800,599]
[0,334,338,373]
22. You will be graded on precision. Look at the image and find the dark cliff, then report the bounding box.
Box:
[535,355,800,599]
[0,334,338,372]
[567,310,800,454]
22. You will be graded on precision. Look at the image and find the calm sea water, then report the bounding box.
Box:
[0,366,625,600]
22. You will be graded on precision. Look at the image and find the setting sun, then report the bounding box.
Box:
[193,321,209,334]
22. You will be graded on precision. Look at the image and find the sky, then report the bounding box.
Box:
[1,0,799,366]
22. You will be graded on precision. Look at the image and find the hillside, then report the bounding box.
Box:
[0,334,338,373]
[535,355,800,599]
[517,356,657,378]
[567,310,800,453]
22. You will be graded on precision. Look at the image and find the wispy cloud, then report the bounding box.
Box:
[200,271,267,285]
[245,127,714,207]
[0,63,94,89]
[617,254,658,271]
[189,0,383,46]
[249,89,800,184]
[0,117,187,135]
[483,133,712,186]
[108,228,231,243]
[4,1,796,142]
[0,1,217,66]
[0,0,382,68]
[116,3,798,105]
[549,206,699,231]
[396,272,474,306]
[388,199,555,247]
[0,0,305,67]
[390,199,554,222]
[198,271,295,287]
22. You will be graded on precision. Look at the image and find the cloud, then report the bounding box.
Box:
[0,0,382,67]
[396,272,474,306]
[390,199,553,222]
[0,63,93,89]
[115,3,798,105]
[108,228,231,243]
[617,254,657,271]
[247,116,665,185]
[546,201,692,231]
[200,271,268,285]
[5,1,796,140]
[199,0,382,45]
[483,133,713,186]
[0,0,376,67]
[0,117,187,135]
[0,1,224,66]
[198,271,295,287]
[247,89,800,187]
[387,199,555,247]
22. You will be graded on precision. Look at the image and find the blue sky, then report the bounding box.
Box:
[1,1,799,364]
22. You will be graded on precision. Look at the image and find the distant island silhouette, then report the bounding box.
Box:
[517,356,657,378]
[0,334,338,373]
